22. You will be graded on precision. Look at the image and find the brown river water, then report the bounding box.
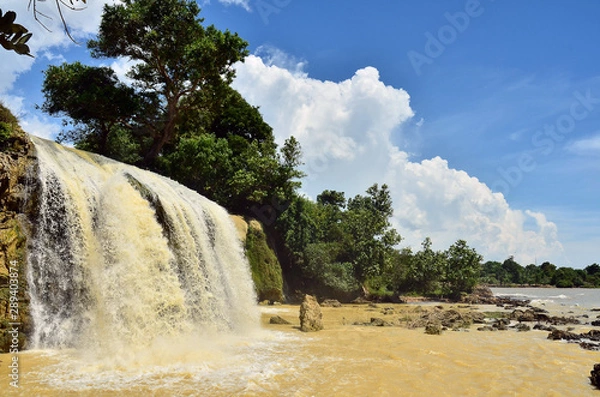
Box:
[2,302,599,397]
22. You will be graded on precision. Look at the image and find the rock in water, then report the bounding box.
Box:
[591,363,600,389]
[269,316,291,325]
[321,299,342,308]
[299,295,323,332]
[425,324,443,335]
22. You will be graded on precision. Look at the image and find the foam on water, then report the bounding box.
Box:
[25,330,310,394]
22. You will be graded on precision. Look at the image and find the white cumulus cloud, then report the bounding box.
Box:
[233,51,566,265]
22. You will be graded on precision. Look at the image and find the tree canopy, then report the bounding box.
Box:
[40,0,303,215]
[87,0,249,166]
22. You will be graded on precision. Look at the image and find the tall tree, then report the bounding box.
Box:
[343,184,401,283]
[87,0,249,166]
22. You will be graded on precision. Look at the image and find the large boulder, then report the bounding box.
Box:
[299,294,323,332]
[425,323,442,335]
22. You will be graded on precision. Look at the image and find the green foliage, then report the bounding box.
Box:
[276,184,400,299]
[87,0,249,166]
[0,122,12,146]
[0,102,22,151]
[39,0,303,217]
[479,258,600,288]
[0,103,18,125]
[501,256,524,284]
[402,238,445,295]
[159,133,234,199]
[41,0,249,165]
[303,243,359,297]
[552,267,585,288]
[586,263,600,275]
[277,196,318,250]
[41,62,142,158]
[442,240,482,299]
[343,184,402,282]
[245,225,284,302]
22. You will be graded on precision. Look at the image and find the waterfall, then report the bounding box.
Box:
[26,136,259,354]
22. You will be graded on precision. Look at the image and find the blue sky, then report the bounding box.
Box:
[2,0,599,268]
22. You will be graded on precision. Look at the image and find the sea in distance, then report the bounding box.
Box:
[491,287,600,315]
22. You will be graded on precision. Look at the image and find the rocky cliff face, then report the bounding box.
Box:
[0,129,35,353]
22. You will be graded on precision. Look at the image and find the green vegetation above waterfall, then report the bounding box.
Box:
[40,0,302,216]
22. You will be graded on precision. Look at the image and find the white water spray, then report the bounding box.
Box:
[27,136,259,356]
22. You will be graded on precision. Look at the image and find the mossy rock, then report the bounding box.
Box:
[245,221,284,302]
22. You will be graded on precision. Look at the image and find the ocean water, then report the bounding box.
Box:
[491,287,600,316]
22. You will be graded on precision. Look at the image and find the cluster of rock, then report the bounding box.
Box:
[320,299,342,308]
[472,306,600,351]
[507,307,581,326]
[267,295,328,331]
[547,329,600,351]
[476,319,531,332]
[353,305,486,333]
[269,315,291,325]
[462,285,530,307]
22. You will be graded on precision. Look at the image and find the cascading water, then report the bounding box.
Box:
[26,136,259,356]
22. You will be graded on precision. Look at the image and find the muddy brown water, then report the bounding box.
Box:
[1,304,598,396]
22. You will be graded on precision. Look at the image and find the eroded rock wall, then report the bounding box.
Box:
[0,131,34,353]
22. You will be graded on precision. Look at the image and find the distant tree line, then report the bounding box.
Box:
[481,258,600,288]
